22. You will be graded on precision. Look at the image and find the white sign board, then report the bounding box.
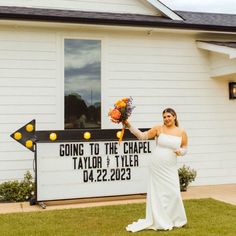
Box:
[36,140,156,201]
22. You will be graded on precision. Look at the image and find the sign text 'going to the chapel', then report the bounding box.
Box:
[59,141,151,183]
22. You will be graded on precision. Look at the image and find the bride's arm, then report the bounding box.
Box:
[125,121,159,140]
[175,130,188,156]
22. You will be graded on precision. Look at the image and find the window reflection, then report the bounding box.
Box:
[64,39,101,129]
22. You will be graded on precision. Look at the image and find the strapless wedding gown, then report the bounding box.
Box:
[126,133,187,232]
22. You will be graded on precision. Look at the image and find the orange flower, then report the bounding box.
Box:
[122,97,129,102]
[115,100,126,108]
[110,109,121,120]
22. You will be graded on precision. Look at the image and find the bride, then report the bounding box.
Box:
[125,108,188,232]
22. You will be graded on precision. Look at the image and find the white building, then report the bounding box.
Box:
[0,0,236,186]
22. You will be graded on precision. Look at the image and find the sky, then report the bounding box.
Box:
[65,39,101,106]
[160,0,236,14]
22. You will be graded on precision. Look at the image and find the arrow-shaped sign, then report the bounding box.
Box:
[10,120,36,152]
[10,120,146,152]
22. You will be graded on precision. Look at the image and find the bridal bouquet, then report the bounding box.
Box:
[108,97,135,143]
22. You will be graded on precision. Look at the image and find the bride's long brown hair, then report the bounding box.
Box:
[162,108,179,127]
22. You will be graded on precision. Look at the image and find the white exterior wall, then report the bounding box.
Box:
[0,0,160,15]
[0,23,236,186]
[0,26,62,181]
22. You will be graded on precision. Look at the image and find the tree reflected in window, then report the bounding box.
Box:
[64,39,101,129]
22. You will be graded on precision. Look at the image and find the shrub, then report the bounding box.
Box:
[0,171,35,202]
[178,165,197,191]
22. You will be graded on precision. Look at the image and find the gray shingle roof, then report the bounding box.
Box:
[177,11,236,27]
[0,6,236,32]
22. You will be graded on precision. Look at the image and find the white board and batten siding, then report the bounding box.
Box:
[0,0,160,15]
[0,23,236,186]
[0,27,61,181]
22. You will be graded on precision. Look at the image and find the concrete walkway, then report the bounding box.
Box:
[0,184,235,214]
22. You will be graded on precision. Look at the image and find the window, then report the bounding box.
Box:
[64,39,101,129]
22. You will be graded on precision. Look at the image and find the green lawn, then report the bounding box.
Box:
[0,198,235,236]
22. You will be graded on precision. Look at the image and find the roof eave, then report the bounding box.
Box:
[0,7,236,33]
[197,41,236,59]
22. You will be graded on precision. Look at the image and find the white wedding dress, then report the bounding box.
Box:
[126,133,187,232]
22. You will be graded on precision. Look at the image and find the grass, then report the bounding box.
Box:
[0,198,235,236]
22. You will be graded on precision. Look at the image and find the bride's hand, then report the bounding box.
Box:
[174,148,187,156]
[174,149,181,156]
[123,120,130,128]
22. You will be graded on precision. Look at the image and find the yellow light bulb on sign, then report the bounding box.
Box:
[84,132,91,140]
[25,140,33,148]
[116,131,122,139]
[26,124,34,132]
[49,133,57,141]
[14,132,22,140]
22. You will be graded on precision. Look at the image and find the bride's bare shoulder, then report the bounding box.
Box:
[178,128,187,136]
[152,125,162,135]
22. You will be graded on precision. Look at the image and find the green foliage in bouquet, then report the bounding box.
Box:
[0,171,35,202]
[178,165,197,191]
